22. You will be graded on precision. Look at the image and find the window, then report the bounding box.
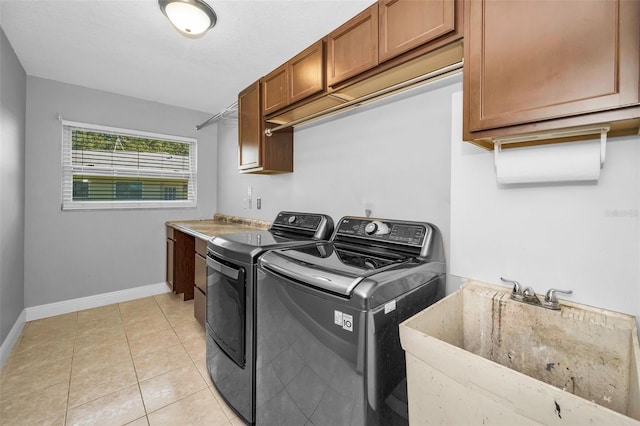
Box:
[62,120,197,210]
[73,180,89,199]
[115,181,143,200]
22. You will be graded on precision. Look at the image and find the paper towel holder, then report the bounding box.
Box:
[493,124,610,170]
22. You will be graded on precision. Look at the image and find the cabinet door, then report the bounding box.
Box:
[166,238,174,291]
[379,0,455,63]
[195,237,207,257]
[262,64,289,115]
[174,231,195,301]
[327,4,379,87]
[238,80,294,174]
[194,286,205,328]
[238,81,262,170]
[195,253,206,294]
[289,40,325,104]
[465,0,640,134]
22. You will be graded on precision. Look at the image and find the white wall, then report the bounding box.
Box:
[24,77,217,307]
[217,75,461,260]
[449,91,640,320]
[0,28,26,344]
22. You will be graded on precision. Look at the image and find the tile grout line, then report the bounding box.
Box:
[142,294,213,422]
[138,295,206,422]
[63,311,78,426]
[121,299,152,425]
[67,304,146,424]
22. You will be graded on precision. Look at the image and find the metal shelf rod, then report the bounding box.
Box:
[196,101,238,131]
[265,60,463,136]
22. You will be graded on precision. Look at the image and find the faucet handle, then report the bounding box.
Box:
[542,288,573,310]
[501,277,524,301]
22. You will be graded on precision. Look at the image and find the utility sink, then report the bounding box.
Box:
[399,280,640,425]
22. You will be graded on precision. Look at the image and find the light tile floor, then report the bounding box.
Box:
[0,293,245,426]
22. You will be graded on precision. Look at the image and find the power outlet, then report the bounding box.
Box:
[256,198,261,209]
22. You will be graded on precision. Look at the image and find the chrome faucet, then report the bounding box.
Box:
[501,278,572,310]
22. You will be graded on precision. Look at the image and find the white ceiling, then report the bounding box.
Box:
[0,0,375,116]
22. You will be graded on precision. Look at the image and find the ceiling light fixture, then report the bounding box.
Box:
[158,0,217,38]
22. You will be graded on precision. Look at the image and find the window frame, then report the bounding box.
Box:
[61,120,198,211]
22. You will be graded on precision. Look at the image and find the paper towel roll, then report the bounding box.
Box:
[495,139,602,184]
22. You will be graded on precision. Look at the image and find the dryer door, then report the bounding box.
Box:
[206,254,246,367]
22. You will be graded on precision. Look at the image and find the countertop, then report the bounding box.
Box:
[166,214,271,241]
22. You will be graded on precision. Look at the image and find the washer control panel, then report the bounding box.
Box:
[336,217,429,247]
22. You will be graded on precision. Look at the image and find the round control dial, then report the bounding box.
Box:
[364,220,390,236]
[287,215,297,224]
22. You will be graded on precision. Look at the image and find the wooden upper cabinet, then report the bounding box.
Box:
[289,40,325,104]
[379,0,455,63]
[238,81,294,174]
[238,81,261,170]
[464,0,640,138]
[327,4,379,87]
[262,40,325,116]
[262,64,288,115]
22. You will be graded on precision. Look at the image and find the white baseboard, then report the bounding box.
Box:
[25,282,171,321]
[0,309,26,370]
[0,282,171,370]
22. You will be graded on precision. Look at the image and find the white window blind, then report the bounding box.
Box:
[61,120,197,210]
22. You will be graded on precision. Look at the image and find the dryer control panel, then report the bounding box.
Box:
[271,211,334,240]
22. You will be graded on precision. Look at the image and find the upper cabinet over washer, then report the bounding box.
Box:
[463,0,640,148]
[262,40,325,115]
[289,40,325,104]
[378,0,456,63]
[326,4,380,87]
[262,64,288,116]
[239,0,464,173]
[268,0,461,121]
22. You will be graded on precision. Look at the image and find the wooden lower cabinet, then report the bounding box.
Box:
[165,228,208,327]
[166,227,175,291]
[174,231,195,301]
[194,287,206,328]
[166,227,195,301]
[194,238,207,327]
